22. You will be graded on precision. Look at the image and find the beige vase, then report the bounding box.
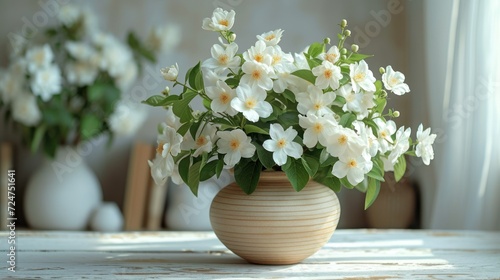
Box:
[209,171,341,265]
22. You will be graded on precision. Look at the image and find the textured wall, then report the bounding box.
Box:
[0,0,410,228]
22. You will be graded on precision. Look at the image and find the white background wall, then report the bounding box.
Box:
[0,0,419,228]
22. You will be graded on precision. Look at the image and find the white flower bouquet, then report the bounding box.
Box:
[144,8,436,208]
[0,4,179,157]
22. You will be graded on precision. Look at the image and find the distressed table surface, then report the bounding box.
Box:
[1,229,499,279]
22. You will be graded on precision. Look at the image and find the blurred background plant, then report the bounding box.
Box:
[0,4,180,157]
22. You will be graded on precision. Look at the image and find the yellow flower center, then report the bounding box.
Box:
[219,92,230,104]
[313,123,323,133]
[389,77,399,87]
[347,159,357,168]
[35,51,45,64]
[156,143,164,155]
[324,69,333,79]
[338,134,348,145]
[219,19,229,27]
[218,54,229,65]
[277,139,287,148]
[245,98,257,109]
[354,72,365,82]
[313,103,322,110]
[326,53,338,63]
[380,130,388,138]
[251,70,261,80]
[196,136,207,147]
[265,34,276,41]
[254,54,264,63]
[230,139,240,151]
[272,55,281,65]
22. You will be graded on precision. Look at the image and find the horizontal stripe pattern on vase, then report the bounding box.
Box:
[210,171,340,265]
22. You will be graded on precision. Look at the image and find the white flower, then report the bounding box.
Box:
[202,8,235,31]
[203,69,226,87]
[115,60,138,91]
[202,43,241,71]
[160,63,179,81]
[147,24,181,53]
[0,71,23,104]
[58,4,81,27]
[273,68,295,93]
[108,102,147,136]
[25,44,54,73]
[374,118,397,153]
[165,108,181,130]
[299,113,337,148]
[30,64,62,102]
[353,121,379,157]
[182,123,217,157]
[240,61,273,91]
[149,125,183,185]
[296,85,336,116]
[294,52,310,70]
[217,129,256,167]
[415,124,436,165]
[312,60,342,90]
[11,92,41,126]
[268,45,294,72]
[318,45,340,64]
[99,38,134,78]
[231,83,272,122]
[382,66,410,95]
[388,126,411,164]
[326,126,365,159]
[65,61,98,86]
[206,80,237,116]
[350,60,376,92]
[263,124,303,166]
[256,29,284,46]
[65,41,96,61]
[332,154,373,185]
[338,84,375,119]
[243,40,272,66]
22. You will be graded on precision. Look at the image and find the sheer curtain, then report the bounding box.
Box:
[427,0,500,230]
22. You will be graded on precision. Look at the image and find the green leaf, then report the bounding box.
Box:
[244,124,269,135]
[340,177,355,189]
[365,177,381,209]
[30,125,46,153]
[319,149,336,167]
[127,32,156,63]
[394,155,407,182]
[281,89,296,103]
[200,160,218,181]
[292,69,316,84]
[254,142,275,170]
[339,112,356,128]
[177,121,191,136]
[345,53,373,63]
[374,97,387,114]
[187,161,202,196]
[80,114,102,140]
[367,159,385,182]
[283,158,309,192]
[178,156,191,184]
[234,158,262,194]
[307,42,325,58]
[189,120,202,139]
[306,57,322,69]
[216,155,224,178]
[188,62,204,91]
[142,95,179,107]
[172,91,197,123]
[87,83,119,103]
[277,112,299,129]
[315,175,341,192]
[302,155,319,178]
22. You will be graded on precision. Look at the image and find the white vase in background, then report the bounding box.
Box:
[90,202,123,232]
[24,146,103,230]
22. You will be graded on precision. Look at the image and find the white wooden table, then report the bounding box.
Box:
[1,229,499,279]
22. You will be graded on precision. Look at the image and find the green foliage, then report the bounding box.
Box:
[234,158,262,194]
[283,158,310,191]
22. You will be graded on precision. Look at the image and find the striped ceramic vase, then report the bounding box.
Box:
[209,171,341,265]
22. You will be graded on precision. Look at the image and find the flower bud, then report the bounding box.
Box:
[341,54,347,60]
[343,29,351,37]
[381,90,388,98]
[341,19,347,28]
[160,63,179,81]
[229,33,236,41]
[340,48,347,55]
[393,111,400,118]
[162,86,170,95]
[351,44,359,53]
[379,67,385,74]
[323,37,331,45]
